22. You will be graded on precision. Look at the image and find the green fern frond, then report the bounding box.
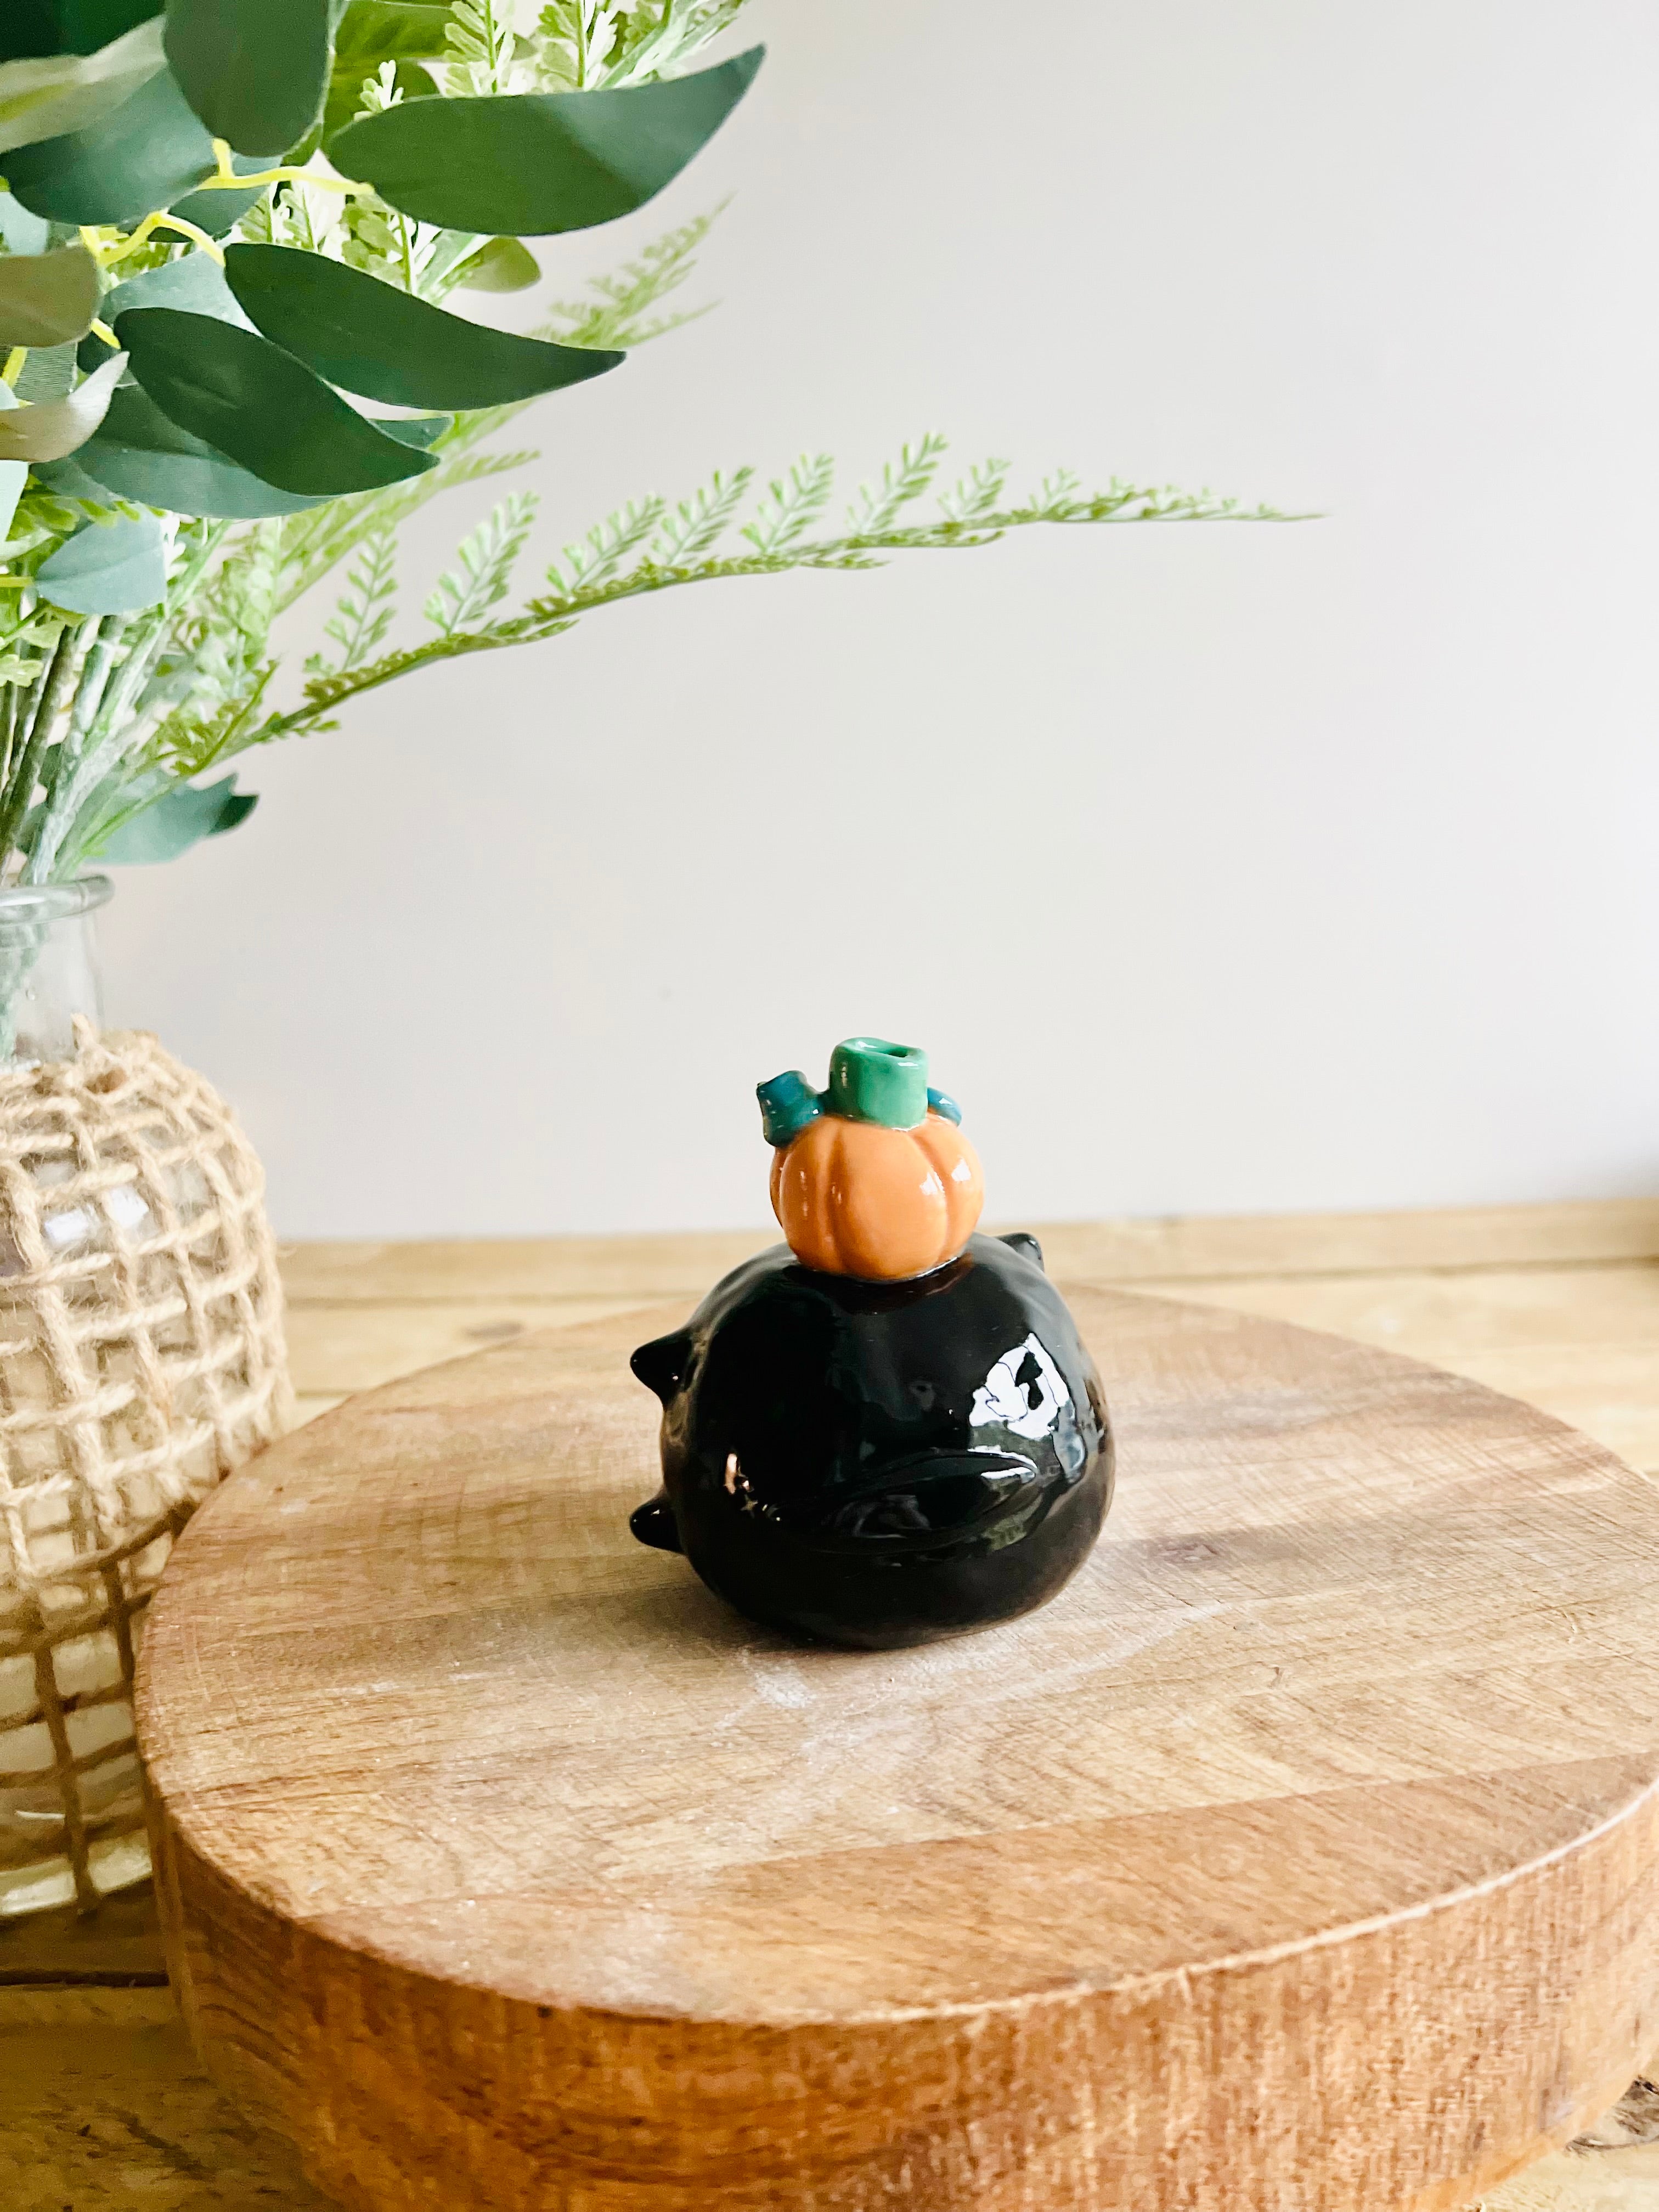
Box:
[604,0,752,84]
[650,466,754,562]
[446,0,515,95]
[539,203,727,350]
[939,458,1011,524]
[847,433,949,534]
[547,496,666,592]
[741,454,835,554]
[275,445,537,613]
[311,528,399,676]
[425,491,541,636]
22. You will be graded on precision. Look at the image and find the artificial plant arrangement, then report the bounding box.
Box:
[0,0,1272,914]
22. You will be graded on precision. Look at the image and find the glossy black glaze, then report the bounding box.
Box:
[629,1232,1113,1650]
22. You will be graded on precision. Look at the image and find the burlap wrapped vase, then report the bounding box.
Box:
[0,1024,289,1915]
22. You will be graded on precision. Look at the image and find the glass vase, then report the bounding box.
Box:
[0,878,290,1917]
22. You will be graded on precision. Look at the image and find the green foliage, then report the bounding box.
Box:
[325,48,763,235]
[117,308,439,493]
[224,243,623,409]
[163,0,334,157]
[426,489,538,634]
[0,0,1291,905]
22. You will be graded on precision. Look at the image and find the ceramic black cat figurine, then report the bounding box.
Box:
[629,1039,1113,1649]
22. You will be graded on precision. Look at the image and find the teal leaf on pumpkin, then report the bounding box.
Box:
[4,62,215,222]
[223,244,622,409]
[163,0,332,157]
[93,772,256,864]
[115,305,441,495]
[36,508,167,612]
[324,46,763,235]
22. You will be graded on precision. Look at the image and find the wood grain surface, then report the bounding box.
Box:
[137,1276,1659,2212]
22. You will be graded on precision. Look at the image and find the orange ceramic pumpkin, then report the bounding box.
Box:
[771,1110,983,1281]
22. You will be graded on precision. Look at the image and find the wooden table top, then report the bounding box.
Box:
[8,1198,1659,2209]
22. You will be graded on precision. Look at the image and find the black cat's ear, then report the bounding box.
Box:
[1000,1232,1046,1273]
[630,1491,683,1553]
[631,1328,694,1402]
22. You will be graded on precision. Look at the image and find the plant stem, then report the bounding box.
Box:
[0,622,84,874]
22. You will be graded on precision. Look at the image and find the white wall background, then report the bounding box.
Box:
[102,0,1659,1239]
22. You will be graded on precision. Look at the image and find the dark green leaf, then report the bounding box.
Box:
[163,0,331,156]
[455,235,539,294]
[0,3,161,64]
[36,508,166,611]
[0,243,100,346]
[116,304,439,494]
[95,772,256,863]
[77,246,247,371]
[5,62,215,222]
[71,381,326,514]
[0,15,164,151]
[223,244,622,409]
[0,347,123,458]
[324,46,764,235]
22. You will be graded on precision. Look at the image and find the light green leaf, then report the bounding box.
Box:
[72,382,327,515]
[36,511,167,613]
[324,46,763,235]
[0,16,166,156]
[0,349,125,460]
[334,0,451,67]
[223,244,622,409]
[455,236,540,294]
[0,460,24,544]
[0,245,101,348]
[116,305,441,495]
[5,64,216,223]
[0,190,49,256]
[163,0,333,157]
[94,772,257,864]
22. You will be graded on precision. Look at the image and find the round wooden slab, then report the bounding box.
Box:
[138,1288,1659,2212]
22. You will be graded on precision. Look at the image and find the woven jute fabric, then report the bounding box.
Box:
[0,1025,290,1916]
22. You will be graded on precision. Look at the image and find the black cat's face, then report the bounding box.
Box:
[629,1234,1114,1649]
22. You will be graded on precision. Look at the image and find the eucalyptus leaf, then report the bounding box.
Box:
[78,241,250,370]
[163,0,332,157]
[116,305,440,494]
[93,772,256,864]
[14,337,80,400]
[0,243,101,348]
[0,347,123,458]
[0,4,161,65]
[5,61,215,222]
[0,14,164,155]
[455,235,539,294]
[324,46,764,235]
[72,380,326,514]
[0,461,25,544]
[0,190,50,255]
[36,507,166,612]
[223,244,622,409]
